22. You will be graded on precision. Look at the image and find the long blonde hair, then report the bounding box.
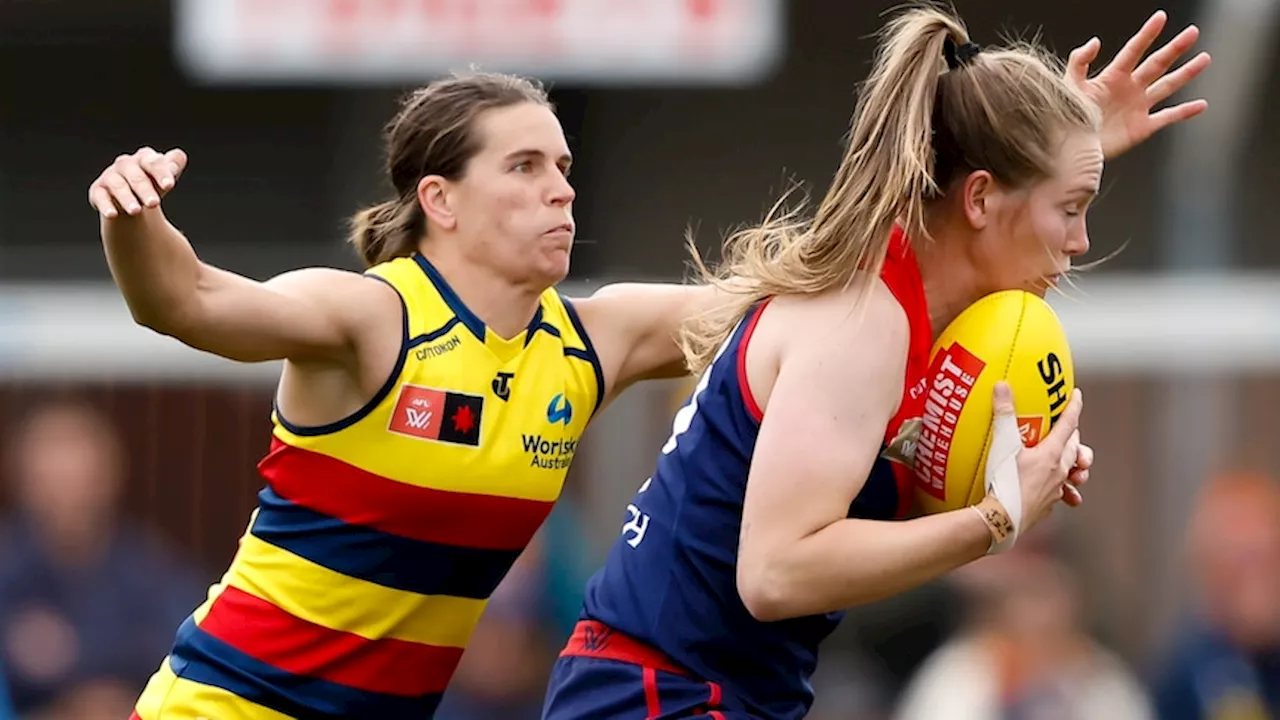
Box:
[679,4,1100,373]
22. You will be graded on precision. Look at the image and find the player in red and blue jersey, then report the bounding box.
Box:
[543,7,1209,719]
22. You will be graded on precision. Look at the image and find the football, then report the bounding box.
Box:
[912,290,1075,515]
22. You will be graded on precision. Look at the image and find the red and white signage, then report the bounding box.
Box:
[174,0,783,85]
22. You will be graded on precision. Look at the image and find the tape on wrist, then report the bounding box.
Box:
[972,495,1015,554]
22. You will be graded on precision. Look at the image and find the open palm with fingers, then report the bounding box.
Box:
[1067,10,1213,159]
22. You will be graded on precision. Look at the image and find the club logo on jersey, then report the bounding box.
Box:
[388,384,483,446]
[492,371,514,401]
[546,393,573,426]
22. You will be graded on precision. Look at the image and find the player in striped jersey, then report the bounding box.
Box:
[88,73,731,719]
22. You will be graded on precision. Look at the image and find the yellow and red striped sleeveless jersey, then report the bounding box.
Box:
[131,253,601,720]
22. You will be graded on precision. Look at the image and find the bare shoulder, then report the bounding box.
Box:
[265,266,397,305]
[264,267,402,330]
[756,275,910,373]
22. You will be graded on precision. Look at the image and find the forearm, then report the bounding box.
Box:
[752,502,993,620]
[101,208,205,332]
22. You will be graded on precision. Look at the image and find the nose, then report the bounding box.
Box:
[1065,222,1090,257]
[548,171,575,207]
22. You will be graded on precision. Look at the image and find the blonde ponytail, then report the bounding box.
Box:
[680,3,1097,374]
[680,6,967,373]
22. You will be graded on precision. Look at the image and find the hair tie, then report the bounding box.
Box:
[943,37,982,70]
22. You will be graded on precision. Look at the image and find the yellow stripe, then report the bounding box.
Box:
[134,656,294,720]
[204,534,486,648]
[269,425,570,502]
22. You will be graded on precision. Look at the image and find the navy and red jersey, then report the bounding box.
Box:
[576,229,934,718]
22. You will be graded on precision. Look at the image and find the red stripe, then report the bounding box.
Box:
[643,666,661,720]
[735,299,771,422]
[707,681,723,707]
[560,620,688,676]
[199,585,463,696]
[259,438,553,550]
[708,713,726,720]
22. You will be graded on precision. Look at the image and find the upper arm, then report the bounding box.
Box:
[569,282,731,399]
[171,265,399,364]
[739,286,910,571]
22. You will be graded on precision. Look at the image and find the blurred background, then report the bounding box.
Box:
[0,0,1277,718]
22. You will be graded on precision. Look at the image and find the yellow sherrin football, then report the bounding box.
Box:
[912,290,1075,515]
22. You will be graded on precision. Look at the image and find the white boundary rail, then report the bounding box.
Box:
[0,274,1274,382]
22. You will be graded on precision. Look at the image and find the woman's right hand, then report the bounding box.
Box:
[981,382,1084,551]
[88,147,188,219]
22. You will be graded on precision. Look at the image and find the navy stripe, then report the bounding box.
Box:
[414,254,486,342]
[275,275,410,438]
[250,488,521,599]
[524,306,561,347]
[559,295,606,416]
[170,618,442,719]
[413,316,462,346]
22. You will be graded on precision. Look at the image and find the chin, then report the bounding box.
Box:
[524,256,571,289]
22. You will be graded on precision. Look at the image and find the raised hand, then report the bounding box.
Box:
[88,147,189,219]
[1066,10,1212,159]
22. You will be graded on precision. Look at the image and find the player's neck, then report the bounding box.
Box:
[419,244,543,340]
[914,225,987,340]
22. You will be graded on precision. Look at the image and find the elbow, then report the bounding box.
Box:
[130,304,176,335]
[129,295,198,339]
[736,557,793,623]
[128,266,211,338]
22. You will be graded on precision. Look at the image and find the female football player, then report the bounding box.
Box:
[541,7,1210,720]
[90,74,729,719]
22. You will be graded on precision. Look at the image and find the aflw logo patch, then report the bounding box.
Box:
[388,384,483,446]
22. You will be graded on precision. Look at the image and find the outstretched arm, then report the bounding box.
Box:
[91,147,397,364]
[566,281,734,400]
[1067,10,1212,159]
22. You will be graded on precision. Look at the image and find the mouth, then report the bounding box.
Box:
[544,222,575,237]
[1029,271,1066,297]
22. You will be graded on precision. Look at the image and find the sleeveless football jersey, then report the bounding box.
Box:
[132,253,602,720]
[578,228,932,719]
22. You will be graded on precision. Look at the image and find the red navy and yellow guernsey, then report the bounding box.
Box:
[130,253,602,720]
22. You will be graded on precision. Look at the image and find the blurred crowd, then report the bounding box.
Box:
[0,397,1277,720]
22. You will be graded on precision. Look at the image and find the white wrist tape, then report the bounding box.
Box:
[983,412,1024,554]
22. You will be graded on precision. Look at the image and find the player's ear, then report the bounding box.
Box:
[418,175,457,230]
[960,170,996,231]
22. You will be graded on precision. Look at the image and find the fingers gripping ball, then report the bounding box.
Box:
[912,290,1075,515]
